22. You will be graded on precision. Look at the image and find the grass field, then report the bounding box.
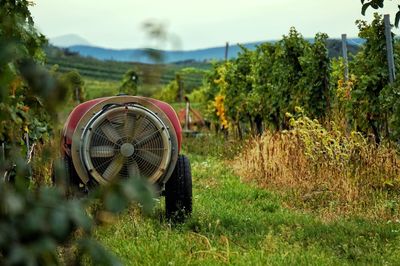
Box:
[91,136,400,265]
[45,49,208,94]
[53,76,400,265]
[83,78,178,100]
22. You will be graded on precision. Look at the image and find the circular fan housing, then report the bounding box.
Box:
[80,104,172,184]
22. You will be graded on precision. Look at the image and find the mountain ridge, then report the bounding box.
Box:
[50,35,364,64]
[50,34,91,47]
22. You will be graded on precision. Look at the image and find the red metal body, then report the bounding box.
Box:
[61,97,182,155]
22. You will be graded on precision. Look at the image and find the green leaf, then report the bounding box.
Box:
[30,237,58,263]
[396,9,400,28]
[104,189,128,213]
[362,3,370,15]
[4,192,24,215]
[7,244,33,265]
[371,2,379,9]
[67,200,92,232]
[49,209,70,241]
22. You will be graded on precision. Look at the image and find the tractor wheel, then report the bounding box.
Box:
[165,155,192,223]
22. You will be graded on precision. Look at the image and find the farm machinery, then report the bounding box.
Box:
[58,95,192,220]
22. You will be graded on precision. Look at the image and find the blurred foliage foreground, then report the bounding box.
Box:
[0,1,155,265]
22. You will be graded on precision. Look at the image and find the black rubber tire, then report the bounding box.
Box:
[165,154,192,223]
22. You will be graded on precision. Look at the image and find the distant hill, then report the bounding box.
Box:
[65,38,363,64]
[50,34,91,47]
[66,43,261,64]
[44,45,210,92]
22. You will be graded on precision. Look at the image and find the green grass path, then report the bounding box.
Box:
[95,154,400,265]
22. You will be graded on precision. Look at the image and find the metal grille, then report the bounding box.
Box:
[81,105,171,183]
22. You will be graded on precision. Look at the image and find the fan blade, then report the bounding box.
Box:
[128,161,141,178]
[101,123,121,144]
[124,113,135,138]
[135,147,167,151]
[90,146,115,158]
[134,128,162,147]
[131,115,145,139]
[137,150,161,166]
[102,155,124,180]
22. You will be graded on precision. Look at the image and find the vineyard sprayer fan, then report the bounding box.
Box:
[57,95,192,221]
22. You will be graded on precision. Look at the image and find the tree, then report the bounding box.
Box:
[349,14,391,143]
[120,69,139,95]
[0,0,64,152]
[204,62,231,131]
[270,27,309,130]
[298,33,331,119]
[155,79,179,102]
[205,28,332,136]
[224,47,255,138]
[0,1,154,264]
[61,70,85,103]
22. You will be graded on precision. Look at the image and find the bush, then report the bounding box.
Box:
[0,1,155,264]
[154,80,179,103]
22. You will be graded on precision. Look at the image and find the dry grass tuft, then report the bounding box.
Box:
[31,135,60,186]
[234,114,400,220]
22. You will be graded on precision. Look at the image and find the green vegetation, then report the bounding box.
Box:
[361,0,400,27]
[45,46,208,89]
[198,28,333,134]
[93,140,400,265]
[83,78,164,100]
[349,14,397,142]
[46,47,209,103]
[198,14,399,142]
[119,70,139,96]
[0,1,155,264]
[236,109,400,219]
[84,79,120,99]
[2,0,400,265]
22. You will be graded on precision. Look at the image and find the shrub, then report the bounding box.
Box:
[154,80,179,103]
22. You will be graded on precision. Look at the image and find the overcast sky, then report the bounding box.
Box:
[30,0,399,50]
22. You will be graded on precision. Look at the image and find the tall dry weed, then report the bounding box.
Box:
[234,112,400,219]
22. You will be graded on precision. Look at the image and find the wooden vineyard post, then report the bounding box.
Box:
[184,97,190,131]
[341,34,349,82]
[225,42,229,61]
[176,74,184,102]
[384,14,396,83]
[75,87,81,103]
[341,34,351,133]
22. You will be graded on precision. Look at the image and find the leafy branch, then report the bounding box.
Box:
[361,0,400,27]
